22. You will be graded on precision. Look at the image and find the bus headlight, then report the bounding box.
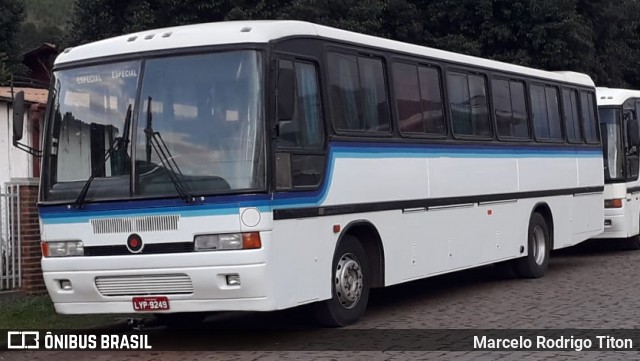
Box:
[42,241,84,257]
[194,232,261,251]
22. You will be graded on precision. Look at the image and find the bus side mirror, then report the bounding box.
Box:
[277,65,295,121]
[628,119,640,147]
[13,91,25,142]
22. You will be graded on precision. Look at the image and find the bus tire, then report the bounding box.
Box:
[627,217,640,250]
[154,312,206,329]
[515,212,550,279]
[314,235,370,327]
[627,235,640,250]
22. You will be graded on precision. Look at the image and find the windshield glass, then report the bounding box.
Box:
[599,107,624,181]
[43,50,265,203]
[45,61,139,202]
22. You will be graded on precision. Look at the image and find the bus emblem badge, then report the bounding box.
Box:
[126,234,144,253]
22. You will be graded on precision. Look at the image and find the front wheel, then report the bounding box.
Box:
[515,212,550,278]
[626,236,640,250]
[154,312,207,329]
[626,217,640,250]
[314,235,370,327]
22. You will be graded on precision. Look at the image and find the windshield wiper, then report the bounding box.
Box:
[144,97,193,202]
[73,104,133,208]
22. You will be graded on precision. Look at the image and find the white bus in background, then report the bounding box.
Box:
[11,21,604,327]
[594,88,640,247]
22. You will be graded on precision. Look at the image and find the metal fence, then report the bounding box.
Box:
[0,183,21,291]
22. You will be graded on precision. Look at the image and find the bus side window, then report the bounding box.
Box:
[580,91,599,144]
[276,59,325,190]
[327,52,391,133]
[530,84,562,141]
[447,70,491,138]
[492,78,529,139]
[562,89,582,143]
[393,62,446,135]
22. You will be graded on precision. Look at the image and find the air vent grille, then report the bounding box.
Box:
[91,214,180,234]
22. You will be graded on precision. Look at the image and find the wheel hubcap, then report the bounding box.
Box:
[334,253,363,309]
[532,225,546,265]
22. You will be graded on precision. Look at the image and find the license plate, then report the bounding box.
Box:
[132,296,170,311]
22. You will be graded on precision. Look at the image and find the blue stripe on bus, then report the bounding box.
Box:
[39,142,602,224]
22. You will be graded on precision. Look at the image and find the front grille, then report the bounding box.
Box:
[91,214,180,234]
[95,274,193,296]
[84,242,194,256]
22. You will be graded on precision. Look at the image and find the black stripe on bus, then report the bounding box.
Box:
[627,186,640,194]
[272,186,604,220]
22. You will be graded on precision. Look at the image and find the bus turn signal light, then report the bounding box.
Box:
[242,232,262,249]
[605,199,623,208]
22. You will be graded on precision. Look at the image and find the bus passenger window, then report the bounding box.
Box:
[580,91,599,143]
[562,89,582,143]
[393,62,445,135]
[531,84,562,141]
[393,63,422,132]
[418,66,445,134]
[328,52,390,133]
[447,71,491,137]
[492,79,529,139]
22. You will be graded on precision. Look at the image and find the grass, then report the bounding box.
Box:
[0,293,139,342]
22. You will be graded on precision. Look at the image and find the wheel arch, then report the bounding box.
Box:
[531,202,554,250]
[338,220,385,288]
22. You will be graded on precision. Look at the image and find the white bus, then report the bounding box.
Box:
[12,21,604,327]
[593,88,640,247]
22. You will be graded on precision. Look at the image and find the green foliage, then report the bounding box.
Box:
[0,0,26,84]
[23,0,73,27]
[38,0,640,88]
[0,53,12,85]
[0,294,129,340]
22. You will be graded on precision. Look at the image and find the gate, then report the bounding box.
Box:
[0,183,21,291]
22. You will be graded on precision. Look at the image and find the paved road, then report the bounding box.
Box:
[3,239,640,360]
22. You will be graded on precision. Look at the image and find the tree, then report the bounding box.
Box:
[63,0,640,88]
[0,0,26,84]
[0,54,12,85]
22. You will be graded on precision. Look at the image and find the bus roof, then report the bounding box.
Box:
[56,20,595,86]
[596,87,640,106]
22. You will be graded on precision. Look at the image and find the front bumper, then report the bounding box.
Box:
[42,233,277,314]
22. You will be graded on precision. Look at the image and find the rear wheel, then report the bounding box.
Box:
[515,212,550,279]
[314,235,370,327]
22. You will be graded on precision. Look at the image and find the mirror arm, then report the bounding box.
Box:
[12,139,42,158]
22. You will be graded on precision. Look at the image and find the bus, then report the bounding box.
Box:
[593,88,640,247]
[12,20,604,327]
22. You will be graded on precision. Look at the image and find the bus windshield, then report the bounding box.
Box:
[43,50,265,203]
[599,107,624,182]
